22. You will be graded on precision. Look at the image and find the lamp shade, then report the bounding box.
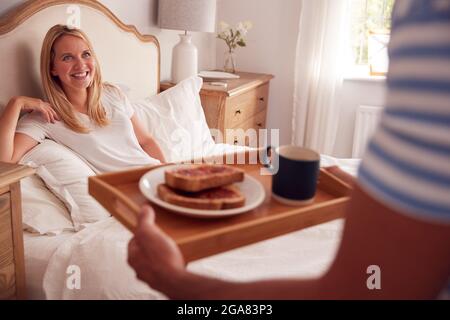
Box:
[158,0,216,33]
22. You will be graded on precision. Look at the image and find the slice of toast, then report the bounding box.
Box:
[157,184,245,210]
[165,164,245,192]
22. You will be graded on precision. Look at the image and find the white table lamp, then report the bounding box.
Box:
[158,0,216,84]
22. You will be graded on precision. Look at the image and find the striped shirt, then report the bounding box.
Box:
[357,0,450,299]
[358,0,450,225]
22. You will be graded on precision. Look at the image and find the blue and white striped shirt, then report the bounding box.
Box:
[357,0,450,299]
[358,0,450,225]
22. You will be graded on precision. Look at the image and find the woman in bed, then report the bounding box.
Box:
[0,24,165,172]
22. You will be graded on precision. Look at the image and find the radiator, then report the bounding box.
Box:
[352,105,383,158]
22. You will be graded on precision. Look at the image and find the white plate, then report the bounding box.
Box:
[139,164,265,218]
[198,71,240,80]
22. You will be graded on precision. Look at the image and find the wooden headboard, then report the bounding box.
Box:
[0,0,160,111]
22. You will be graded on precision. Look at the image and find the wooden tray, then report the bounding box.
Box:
[89,159,351,262]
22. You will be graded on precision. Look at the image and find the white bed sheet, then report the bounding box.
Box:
[24,231,74,299]
[22,153,360,299]
[189,219,344,281]
[41,217,166,300]
[35,217,344,299]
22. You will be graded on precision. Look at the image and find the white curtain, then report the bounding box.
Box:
[292,0,350,155]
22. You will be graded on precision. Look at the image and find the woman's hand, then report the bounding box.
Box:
[128,205,185,293]
[15,96,60,123]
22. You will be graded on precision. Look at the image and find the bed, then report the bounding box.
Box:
[0,0,360,299]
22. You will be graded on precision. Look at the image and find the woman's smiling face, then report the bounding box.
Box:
[51,34,95,93]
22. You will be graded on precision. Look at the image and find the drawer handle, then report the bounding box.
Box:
[259,97,265,102]
[257,122,263,127]
[234,110,241,116]
[233,139,238,145]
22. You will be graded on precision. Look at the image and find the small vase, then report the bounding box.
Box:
[223,50,237,73]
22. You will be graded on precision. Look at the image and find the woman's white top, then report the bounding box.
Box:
[16,85,160,173]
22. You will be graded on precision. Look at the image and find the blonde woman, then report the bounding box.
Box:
[0,25,165,171]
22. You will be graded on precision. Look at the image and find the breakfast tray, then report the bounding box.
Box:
[89,156,352,262]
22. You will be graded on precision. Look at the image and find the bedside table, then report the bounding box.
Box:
[0,162,35,300]
[161,71,274,147]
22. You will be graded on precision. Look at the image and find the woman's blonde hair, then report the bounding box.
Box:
[40,24,109,133]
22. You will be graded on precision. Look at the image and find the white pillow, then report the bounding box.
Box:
[131,76,216,162]
[19,140,110,231]
[21,174,74,235]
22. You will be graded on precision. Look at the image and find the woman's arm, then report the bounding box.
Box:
[0,96,58,163]
[130,114,166,163]
[140,136,166,163]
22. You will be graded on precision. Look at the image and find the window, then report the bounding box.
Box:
[348,0,395,77]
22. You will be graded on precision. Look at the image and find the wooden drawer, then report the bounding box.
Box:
[0,163,34,300]
[224,83,268,128]
[233,109,267,131]
[0,192,15,300]
[226,110,267,147]
[0,264,15,300]
[198,94,220,131]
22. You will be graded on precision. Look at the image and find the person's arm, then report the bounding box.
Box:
[0,96,58,163]
[130,114,165,163]
[128,183,450,299]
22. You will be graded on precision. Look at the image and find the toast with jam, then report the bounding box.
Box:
[157,183,245,210]
[164,164,244,192]
[158,164,246,210]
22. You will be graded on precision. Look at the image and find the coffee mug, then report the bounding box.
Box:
[267,145,320,206]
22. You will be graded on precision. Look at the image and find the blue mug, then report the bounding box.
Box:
[267,145,320,206]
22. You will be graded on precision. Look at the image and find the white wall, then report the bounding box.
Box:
[334,79,386,157]
[216,0,301,145]
[0,0,22,15]
[0,0,216,82]
[99,0,216,82]
[216,0,387,156]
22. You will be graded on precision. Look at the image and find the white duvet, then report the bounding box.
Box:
[41,217,344,299]
[34,153,359,300]
[42,217,165,299]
